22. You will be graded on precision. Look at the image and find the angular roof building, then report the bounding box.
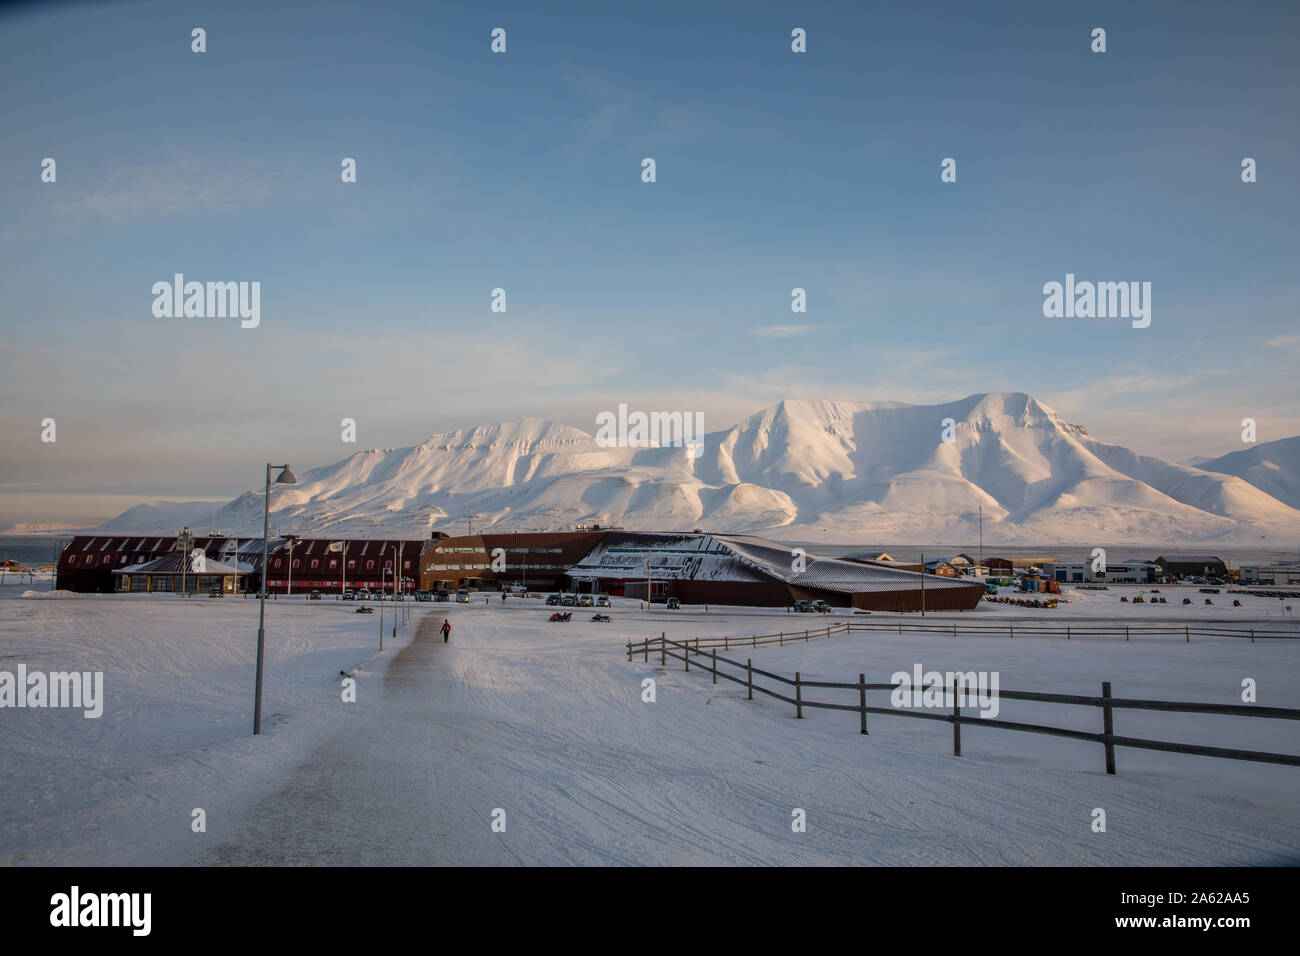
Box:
[565,531,984,611]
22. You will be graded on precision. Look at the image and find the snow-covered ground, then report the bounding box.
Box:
[2,586,1297,865]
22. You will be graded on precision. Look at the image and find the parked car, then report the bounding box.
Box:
[355,588,371,600]
[308,590,322,601]
[414,590,431,602]
[341,589,356,601]
[578,594,594,607]
[793,600,812,613]
[811,600,830,613]
[595,595,611,608]
[208,586,223,598]
[665,597,681,610]
[455,589,470,603]
[560,594,578,607]
[545,594,561,606]
[435,589,450,602]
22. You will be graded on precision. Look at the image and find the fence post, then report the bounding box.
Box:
[747,659,753,700]
[779,631,784,646]
[725,635,729,651]
[1125,625,1129,642]
[952,677,962,756]
[953,623,957,638]
[752,634,756,648]
[859,673,868,735]
[711,648,717,685]
[1250,628,1254,644]
[1102,681,1116,775]
[1009,624,1013,639]
[1066,625,1070,640]
[804,629,808,642]
[627,642,631,662]
[684,640,689,672]
[661,633,666,666]
[644,638,649,663]
[795,672,803,719]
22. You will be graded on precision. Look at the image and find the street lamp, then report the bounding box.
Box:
[254,463,296,736]
[284,534,300,598]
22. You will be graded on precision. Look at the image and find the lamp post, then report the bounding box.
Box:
[284,534,300,598]
[254,463,296,736]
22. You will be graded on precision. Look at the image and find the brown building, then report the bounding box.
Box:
[419,531,606,591]
[57,533,440,595]
[566,532,985,611]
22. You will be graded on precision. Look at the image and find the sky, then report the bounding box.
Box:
[1,0,1297,527]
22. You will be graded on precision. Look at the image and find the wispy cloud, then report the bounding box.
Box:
[751,324,828,339]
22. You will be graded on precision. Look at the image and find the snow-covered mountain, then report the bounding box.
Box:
[1193,436,1300,512]
[97,393,1300,543]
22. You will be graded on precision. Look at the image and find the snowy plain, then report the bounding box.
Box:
[1,578,1298,866]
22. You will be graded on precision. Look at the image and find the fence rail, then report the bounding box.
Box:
[627,617,1298,657]
[626,635,1300,774]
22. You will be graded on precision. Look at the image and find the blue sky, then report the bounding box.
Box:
[1,0,1297,525]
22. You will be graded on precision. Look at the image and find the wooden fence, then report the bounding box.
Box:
[625,634,1300,774]
[628,618,1298,655]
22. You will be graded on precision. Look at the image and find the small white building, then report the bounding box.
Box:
[1042,559,1160,585]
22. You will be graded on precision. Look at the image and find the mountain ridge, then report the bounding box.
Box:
[92,393,1300,544]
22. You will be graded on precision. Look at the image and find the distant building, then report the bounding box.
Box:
[1041,560,1160,585]
[419,531,606,591]
[1152,554,1226,578]
[57,533,438,595]
[566,532,985,611]
[1239,565,1300,586]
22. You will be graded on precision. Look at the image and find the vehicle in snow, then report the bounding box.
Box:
[578,594,594,607]
[414,590,431,602]
[595,595,611,608]
[435,590,450,602]
[341,589,356,601]
[548,611,572,622]
[560,594,578,607]
[811,600,831,613]
[309,590,322,600]
[665,597,681,610]
[355,605,374,614]
[455,589,470,603]
[792,600,812,612]
[545,594,561,606]
[590,613,611,622]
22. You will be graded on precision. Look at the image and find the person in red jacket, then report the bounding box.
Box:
[441,619,451,643]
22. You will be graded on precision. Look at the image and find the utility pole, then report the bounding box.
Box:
[393,544,399,641]
[920,550,926,617]
[978,503,983,566]
[646,546,653,610]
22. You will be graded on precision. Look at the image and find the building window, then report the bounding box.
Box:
[274,558,282,568]
[329,559,337,569]
[366,560,374,570]
[292,559,300,569]
[310,559,319,570]
[347,560,356,569]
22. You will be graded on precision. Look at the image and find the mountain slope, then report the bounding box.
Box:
[97,394,1300,543]
[1194,436,1300,511]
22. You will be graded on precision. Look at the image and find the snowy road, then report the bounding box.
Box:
[5,590,1299,866]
